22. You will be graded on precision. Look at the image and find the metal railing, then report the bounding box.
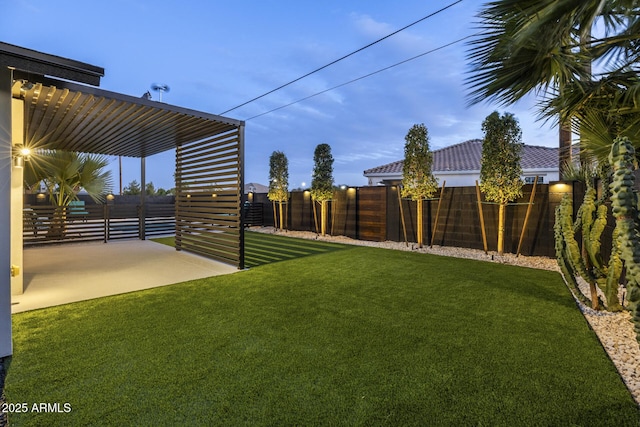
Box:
[23,204,175,246]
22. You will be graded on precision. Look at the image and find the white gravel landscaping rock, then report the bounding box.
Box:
[250,226,640,405]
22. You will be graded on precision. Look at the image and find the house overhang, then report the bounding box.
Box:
[0,41,104,86]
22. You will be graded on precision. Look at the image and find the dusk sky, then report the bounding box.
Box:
[2,0,559,191]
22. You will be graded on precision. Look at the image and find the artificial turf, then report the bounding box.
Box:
[4,232,639,425]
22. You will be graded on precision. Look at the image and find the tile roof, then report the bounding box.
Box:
[363,139,562,175]
[245,182,269,193]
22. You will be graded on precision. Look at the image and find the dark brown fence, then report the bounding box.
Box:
[23,203,175,246]
[250,183,572,257]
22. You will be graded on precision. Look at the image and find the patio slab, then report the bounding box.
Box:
[13,239,239,313]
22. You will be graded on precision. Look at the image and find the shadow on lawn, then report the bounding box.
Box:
[244,231,349,268]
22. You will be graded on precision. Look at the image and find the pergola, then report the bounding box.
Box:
[0,42,245,357]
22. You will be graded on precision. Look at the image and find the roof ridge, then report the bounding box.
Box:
[365,140,561,176]
[433,138,482,153]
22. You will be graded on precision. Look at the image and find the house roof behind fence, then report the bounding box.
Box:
[364,139,570,176]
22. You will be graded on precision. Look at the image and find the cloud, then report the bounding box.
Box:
[351,13,426,52]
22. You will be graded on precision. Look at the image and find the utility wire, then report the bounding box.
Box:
[219,0,464,115]
[245,33,477,121]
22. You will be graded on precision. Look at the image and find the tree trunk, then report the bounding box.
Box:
[321,200,327,236]
[497,203,505,255]
[272,201,277,228]
[558,95,572,180]
[417,198,423,248]
[46,207,67,240]
[279,202,284,230]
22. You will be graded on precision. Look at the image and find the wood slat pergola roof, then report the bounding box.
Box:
[2,41,243,158]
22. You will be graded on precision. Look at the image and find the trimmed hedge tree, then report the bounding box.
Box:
[267,151,289,230]
[311,143,334,236]
[479,111,523,255]
[401,123,438,248]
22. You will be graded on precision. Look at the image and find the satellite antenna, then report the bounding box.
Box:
[151,83,170,102]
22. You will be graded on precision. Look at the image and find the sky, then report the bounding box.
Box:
[1,0,559,191]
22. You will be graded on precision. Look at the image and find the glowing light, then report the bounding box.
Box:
[551,182,571,193]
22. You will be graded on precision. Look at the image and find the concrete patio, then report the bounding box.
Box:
[13,239,239,313]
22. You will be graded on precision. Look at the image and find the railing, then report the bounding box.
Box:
[23,204,175,246]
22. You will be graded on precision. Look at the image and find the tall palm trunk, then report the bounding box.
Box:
[559,121,572,180]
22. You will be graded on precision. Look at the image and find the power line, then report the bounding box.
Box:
[219,0,464,115]
[245,33,477,121]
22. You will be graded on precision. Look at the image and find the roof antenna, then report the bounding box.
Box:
[151,83,170,102]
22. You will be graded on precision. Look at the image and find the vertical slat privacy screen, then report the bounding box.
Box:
[175,127,244,269]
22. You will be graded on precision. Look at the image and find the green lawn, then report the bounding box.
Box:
[4,232,639,426]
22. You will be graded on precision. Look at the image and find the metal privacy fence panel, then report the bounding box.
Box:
[175,127,244,268]
[23,204,176,245]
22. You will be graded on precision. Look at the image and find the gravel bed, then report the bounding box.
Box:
[251,226,640,405]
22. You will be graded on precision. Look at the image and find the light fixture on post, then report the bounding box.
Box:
[12,145,31,168]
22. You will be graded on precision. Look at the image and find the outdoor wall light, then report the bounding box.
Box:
[12,145,31,168]
[36,193,46,200]
[13,156,25,168]
[106,194,115,201]
[551,181,571,193]
[340,185,347,190]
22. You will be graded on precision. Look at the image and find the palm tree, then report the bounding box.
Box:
[25,150,113,206]
[466,0,640,165]
[546,73,640,164]
[24,150,113,238]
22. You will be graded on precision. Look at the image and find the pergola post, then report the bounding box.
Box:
[238,124,245,270]
[0,66,14,357]
[11,96,24,296]
[140,156,146,239]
